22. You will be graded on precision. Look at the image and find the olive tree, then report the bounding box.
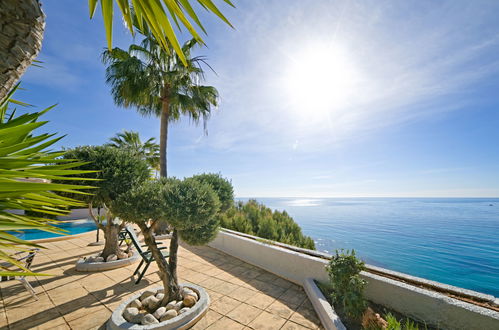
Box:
[112,174,233,303]
[62,145,150,259]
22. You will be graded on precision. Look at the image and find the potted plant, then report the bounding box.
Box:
[62,145,151,270]
[108,173,233,328]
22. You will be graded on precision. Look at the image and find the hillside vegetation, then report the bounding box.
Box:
[219,199,316,250]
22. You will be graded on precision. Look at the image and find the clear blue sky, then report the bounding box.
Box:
[20,0,499,197]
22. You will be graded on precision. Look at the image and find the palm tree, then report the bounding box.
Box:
[107,130,160,172]
[0,0,233,101]
[103,35,219,284]
[102,36,219,178]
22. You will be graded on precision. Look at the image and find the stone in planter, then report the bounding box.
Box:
[141,313,159,325]
[142,295,161,311]
[183,295,196,307]
[165,301,177,311]
[106,254,118,262]
[140,289,157,301]
[173,301,183,311]
[108,284,210,330]
[117,251,128,259]
[128,299,142,309]
[75,251,139,272]
[123,307,139,323]
[181,287,197,300]
[179,307,190,315]
[153,307,166,319]
[156,293,165,301]
[160,309,178,322]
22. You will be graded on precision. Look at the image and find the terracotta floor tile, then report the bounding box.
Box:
[281,320,313,330]
[200,277,226,290]
[0,232,316,330]
[205,289,223,302]
[289,306,321,330]
[226,286,256,302]
[6,306,62,329]
[266,299,299,319]
[67,307,111,329]
[31,317,69,330]
[246,292,276,310]
[206,316,245,330]
[210,295,242,315]
[279,288,307,306]
[226,303,263,325]
[248,310,287,330]
[191,309,223,329]
[212,281,239,296]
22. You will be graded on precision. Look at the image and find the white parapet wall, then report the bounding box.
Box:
[57,208,98,220]
[208,229,499,330]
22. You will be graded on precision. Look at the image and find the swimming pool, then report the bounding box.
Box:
[11,219,98,240]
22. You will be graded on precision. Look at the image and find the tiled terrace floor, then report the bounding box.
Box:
[0,231,322,330]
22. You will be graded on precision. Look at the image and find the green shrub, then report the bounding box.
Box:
[220,199,315,249]
[191,173,234,212]
[327,249,367,321]
[384,313,423,330]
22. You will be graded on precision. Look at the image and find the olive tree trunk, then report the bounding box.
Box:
[88,203,122,259]
[0,0,45,100]
[139,223,181,303]
[101,224,121,260]
[168,229,180,287]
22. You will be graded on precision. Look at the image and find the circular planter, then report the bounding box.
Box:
[107,283,209,330]
[75,251,140,272]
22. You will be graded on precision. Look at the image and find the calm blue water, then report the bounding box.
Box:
[241,197,499,297]
[11,219,97,240]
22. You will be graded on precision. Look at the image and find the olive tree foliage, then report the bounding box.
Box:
[61,145,150,259]
[112,173,233,303]
[191,173,234,212]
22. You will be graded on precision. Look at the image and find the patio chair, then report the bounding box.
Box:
[118,227,128,246]
[0,249,39,300]
[124,226,169,284]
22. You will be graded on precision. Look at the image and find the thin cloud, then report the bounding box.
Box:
[194,0,499,153]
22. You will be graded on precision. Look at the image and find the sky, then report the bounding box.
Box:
[18,0,499,198]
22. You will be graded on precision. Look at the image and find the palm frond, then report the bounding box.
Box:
[89,0,235,65]
[0,87,95,276]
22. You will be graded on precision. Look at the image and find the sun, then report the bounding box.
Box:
[282,43,361,121]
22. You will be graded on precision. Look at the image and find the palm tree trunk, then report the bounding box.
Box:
[155,95,171,235]
[0,0,45,100]
[159,97,169,178]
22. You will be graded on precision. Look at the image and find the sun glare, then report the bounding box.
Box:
[283,44,361,121]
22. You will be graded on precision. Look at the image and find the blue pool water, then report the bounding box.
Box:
[241,197,499,297]
[12,219,97,240]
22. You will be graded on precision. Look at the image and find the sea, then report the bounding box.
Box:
[239,197,499,297]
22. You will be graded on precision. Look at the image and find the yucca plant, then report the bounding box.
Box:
[0,86,95,277]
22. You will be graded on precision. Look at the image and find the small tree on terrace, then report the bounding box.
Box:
[112,174,233,302]
[62,145,150,259]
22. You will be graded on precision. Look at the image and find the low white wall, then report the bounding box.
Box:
[57,208,98,220]
[208,230,499,330]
